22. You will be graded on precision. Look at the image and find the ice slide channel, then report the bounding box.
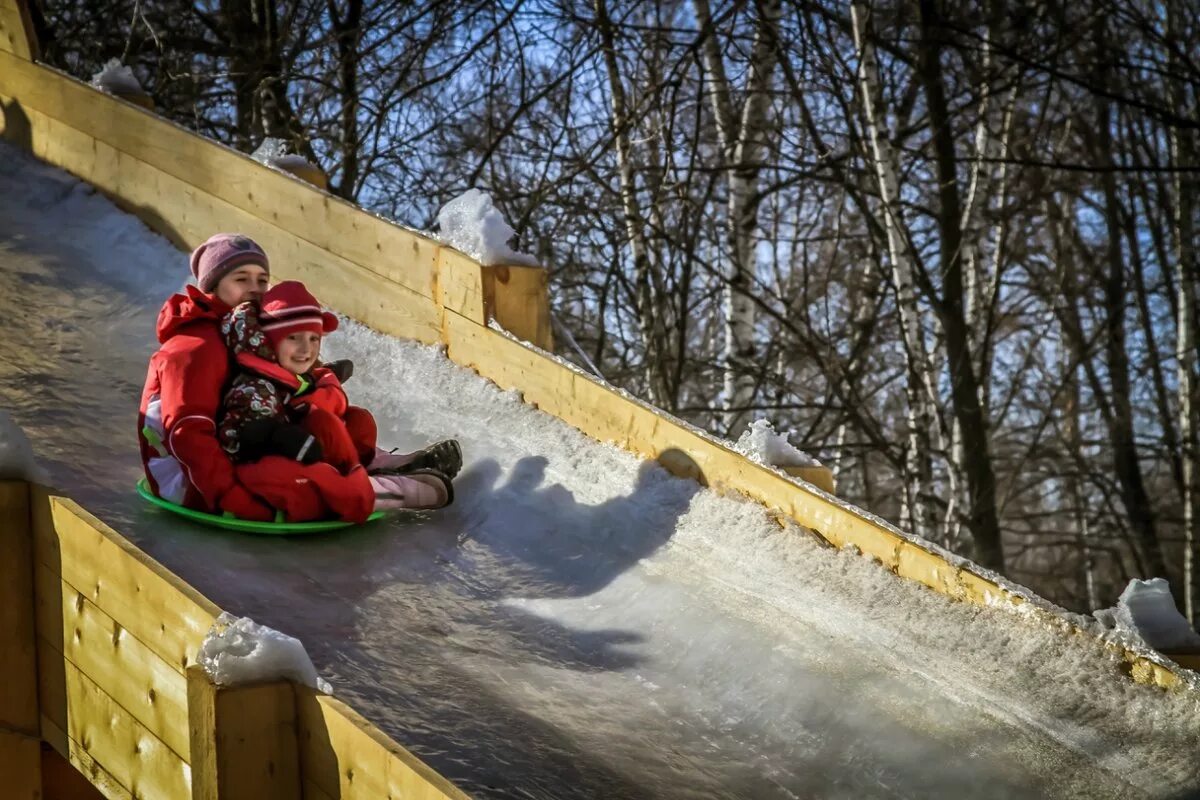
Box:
[1,144,1197,800]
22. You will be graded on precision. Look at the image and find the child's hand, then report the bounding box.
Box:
[219,484,274,521]
[271,424,324,464]
[323,359,354,384]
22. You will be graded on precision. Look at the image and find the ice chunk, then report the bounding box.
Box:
[197,612,332,693]
[1094,578,1200,652]
[732,418,821,468]
[251,137,321,175]
[436,188,539,267]
[90,59,144,96]
[0,410,45,482]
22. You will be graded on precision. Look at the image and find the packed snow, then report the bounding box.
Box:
[732,418,822,468]
[89,58,144,96]
[198,612,332,692]
[1095,578,1200,653]
[436,188,539,267]
[2,140,1199,799]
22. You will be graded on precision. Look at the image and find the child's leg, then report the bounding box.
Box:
[302,407,360,473]
[343,406,379,466]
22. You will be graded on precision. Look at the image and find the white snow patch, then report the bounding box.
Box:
[732,418,821,468]
[90,59,144,96]
[0,410,45,482]
[198,612,332,693]
[436,188,538,267]
[1094,578,1200,653]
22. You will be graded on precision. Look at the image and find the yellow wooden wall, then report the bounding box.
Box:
[6,483,470,799]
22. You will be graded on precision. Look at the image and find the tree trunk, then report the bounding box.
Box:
[914,0,1005,571]
[1090,23,1167,582]
[330,0,363,200]
[1168,2,1200,619]
[851,1,937,542]
[693,0,783,435]
[595,0,667,406]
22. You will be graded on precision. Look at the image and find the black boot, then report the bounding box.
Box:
[373,439,462,479]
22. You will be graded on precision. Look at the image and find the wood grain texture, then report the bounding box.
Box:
[187,667,300,800]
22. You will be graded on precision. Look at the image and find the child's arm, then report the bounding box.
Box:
[290,368,349,417]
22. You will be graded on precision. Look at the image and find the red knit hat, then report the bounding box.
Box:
[258,281,339,348]
[190,233,270,293]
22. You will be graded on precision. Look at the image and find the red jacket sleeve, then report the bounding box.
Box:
[157,334,240,511]
[291,369,348,417]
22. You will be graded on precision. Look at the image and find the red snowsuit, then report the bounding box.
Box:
[217,301,378,474]
[138,286,374,523]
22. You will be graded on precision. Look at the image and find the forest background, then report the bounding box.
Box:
[24,0,1200,623]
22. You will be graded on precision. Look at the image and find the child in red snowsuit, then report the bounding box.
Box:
[217,280,456,512]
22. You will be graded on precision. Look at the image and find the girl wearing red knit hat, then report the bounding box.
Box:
[218,280,457,514]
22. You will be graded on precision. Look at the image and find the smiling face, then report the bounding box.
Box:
[275,330,322,375]
[213,264,269,307]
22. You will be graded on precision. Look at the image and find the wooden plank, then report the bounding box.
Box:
[781,464,836,494]
[0,1,34,60]
[0,51,440,301]
[436,246,487,326]
[0,94,444,345]
[187,666,300,800]
[32,489,221,675]
[484,265,554,351]
[297,690,469,800]
[303,778,336,800]
[41,716,133,800]
[42,739,108,800]
[53,657,190,799]
[34,563,191,759]
[0,728,41,799]
[0,480,39,738]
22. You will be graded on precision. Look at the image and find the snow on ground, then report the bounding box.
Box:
[2,140,1199,799]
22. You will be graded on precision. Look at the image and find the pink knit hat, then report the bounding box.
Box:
[258,281,339,348]
[189,233,270,293]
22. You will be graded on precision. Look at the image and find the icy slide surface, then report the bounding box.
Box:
[1,144,1197,799]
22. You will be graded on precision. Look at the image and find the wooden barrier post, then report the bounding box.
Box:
[483,264,554,351]
[0,480,42,797]
[186,666,301,800]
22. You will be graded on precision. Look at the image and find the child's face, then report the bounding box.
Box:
[214,265,269,307]
[276,331,322,374]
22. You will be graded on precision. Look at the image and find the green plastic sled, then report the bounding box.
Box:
[136,478,384,535]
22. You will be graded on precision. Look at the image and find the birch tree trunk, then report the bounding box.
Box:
[851,1,936,541]
[1168,3,1199,619]
[693,0,783,435]
[595,0,668,405]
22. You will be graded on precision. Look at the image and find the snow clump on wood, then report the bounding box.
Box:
[732,418,821,468]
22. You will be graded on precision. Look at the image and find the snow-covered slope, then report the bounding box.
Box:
[1,142,1197,799]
